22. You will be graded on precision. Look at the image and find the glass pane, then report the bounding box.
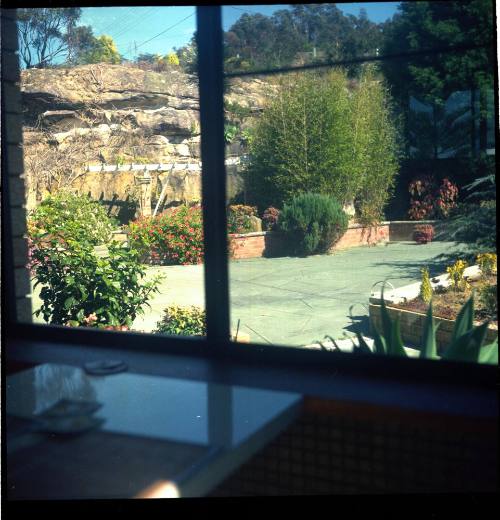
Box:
[16,6,208,338]
[6,362,301,498]
[223,3,497,363]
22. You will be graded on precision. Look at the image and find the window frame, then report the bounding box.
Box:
[1,4,497,394]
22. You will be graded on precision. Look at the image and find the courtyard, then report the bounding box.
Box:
[31,240,459,347]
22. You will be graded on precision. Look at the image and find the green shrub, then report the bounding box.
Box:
[32,239,162,328]
[155,305,206,336]
[128,204,204,265]
[224,123,240,144]
[476,253,497,276]
[279,193,348,256]
[479,283,497,320]
[437,156,496,255]
[420,267,433,303]
[28,191,116,247]
[227,204,258,234]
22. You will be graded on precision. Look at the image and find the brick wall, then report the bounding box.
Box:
[329,223,389,252]
[229,232,267,260]
[229,224,390,260]
[388,220,439,241]
[1,10,32,323]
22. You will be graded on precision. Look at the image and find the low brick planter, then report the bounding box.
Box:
[369,264,498,352]
[229,223,390,260]
[369,303,498,353]
[329,223,389,251]
[386,220,449,242]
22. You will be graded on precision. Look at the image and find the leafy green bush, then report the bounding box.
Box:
[155,305,206,336]
[32,238,162,328]
[227,204,258,234]
[224,123,239,144]
[28,191,116,247]
[437,156,496,255]
[245,67,400,221]
[476,253,497,276]
[128,205,204,265]
[279,193,348,256]
[479,283,497,321]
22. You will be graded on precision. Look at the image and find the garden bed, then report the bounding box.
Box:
[391,274,497,325]
[229,221,448,260]
[369,265,498,351]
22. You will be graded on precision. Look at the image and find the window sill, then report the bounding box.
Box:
[5,335,497,420]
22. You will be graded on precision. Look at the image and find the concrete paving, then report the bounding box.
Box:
[127,240,460,346]
[30,241,462,347]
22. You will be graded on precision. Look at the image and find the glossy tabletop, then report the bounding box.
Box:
[6,363,302,499]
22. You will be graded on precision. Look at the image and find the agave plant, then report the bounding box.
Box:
[353,291,498,364]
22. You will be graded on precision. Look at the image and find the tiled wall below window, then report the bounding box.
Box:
[210,398,497,495]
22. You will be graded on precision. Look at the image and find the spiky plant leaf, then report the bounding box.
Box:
[443,321,489,363]
[388,316,408,357]
[478,338,498,365]
[420,301,440,359]
[451,294,474,342]
[372,327,387,355]
[380,285,394,341]
[355,332,373,354]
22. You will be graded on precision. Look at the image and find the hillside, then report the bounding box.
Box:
[20,64,273,213]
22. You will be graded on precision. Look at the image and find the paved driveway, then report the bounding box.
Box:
[132,241,460,346]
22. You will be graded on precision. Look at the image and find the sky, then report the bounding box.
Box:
[79,3,400,61]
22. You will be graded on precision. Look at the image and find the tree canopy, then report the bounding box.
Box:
[223,5,384,74]
[17,8,82,68]
[80,35,121,65]
[245,67,400,224]
[381,0,494,158]
[381,0,494,106]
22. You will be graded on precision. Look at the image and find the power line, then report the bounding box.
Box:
[230,6,259,15]
[224,41,494,78]
[109,7,160,42]
[97,7,137,35]
[134,12,195,52]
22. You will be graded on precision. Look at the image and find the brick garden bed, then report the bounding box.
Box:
[228,221,437,260]
[229,223,391,260]
[369,303,498,353]
[369,263,498,352]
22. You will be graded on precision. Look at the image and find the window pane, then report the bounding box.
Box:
[16,6,208,338]
[223,3,497,362]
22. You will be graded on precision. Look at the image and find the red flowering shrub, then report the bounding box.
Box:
[408,176,458,220]
[227,204,258,234]
[435,177,459,218]
[408,176,436,220]
[129,205,204,265]
[414,224,435,244]
[262,206,280,231]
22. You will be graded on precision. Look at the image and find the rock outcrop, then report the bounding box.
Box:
[20,64,273,216]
